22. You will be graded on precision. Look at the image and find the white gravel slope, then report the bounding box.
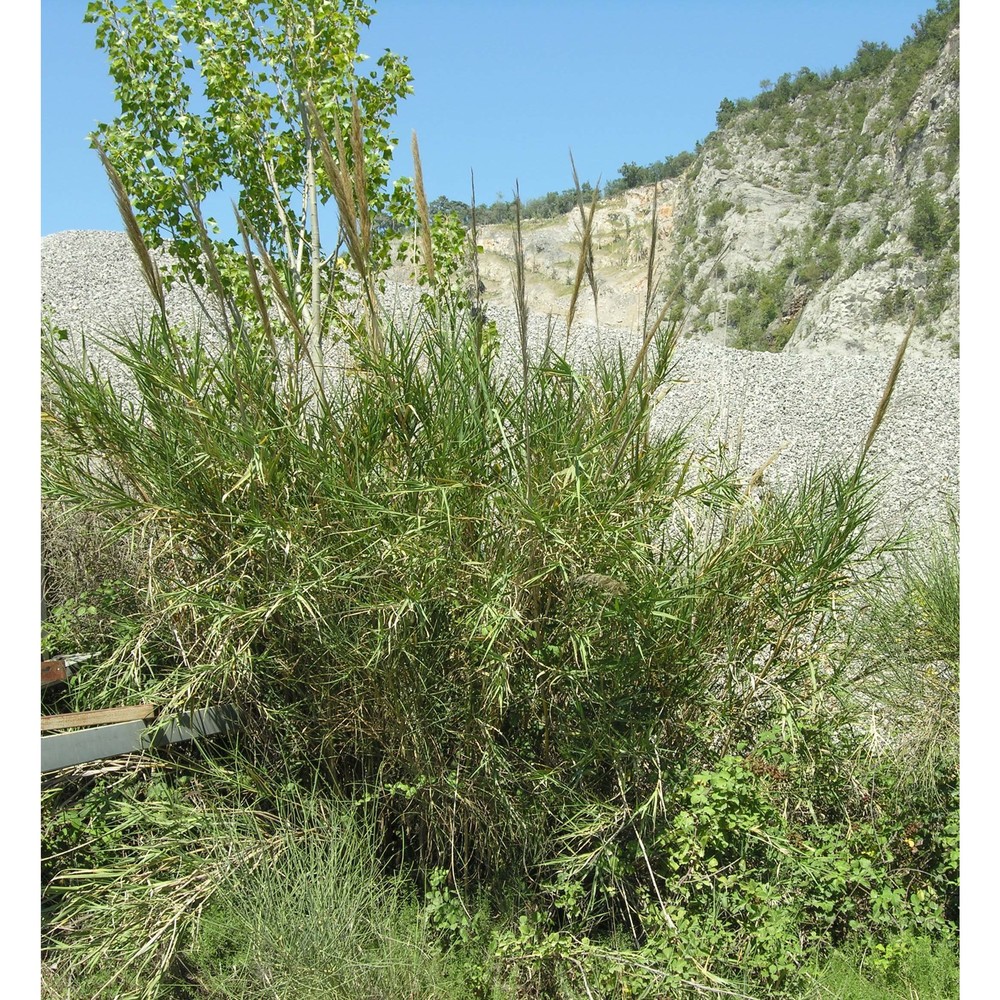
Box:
[42,231,959,540]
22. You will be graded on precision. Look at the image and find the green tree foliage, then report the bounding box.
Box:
[712,2,956,130]
[910,0,960,49]
[716,97,737,128]
[602,150,695,196]
[427,195,473,227]
[617,161,645,189]
[848,40,895,80]
[84,0,414,291]
[465,179,598,224]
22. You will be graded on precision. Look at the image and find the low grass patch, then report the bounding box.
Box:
[799,933,959,999]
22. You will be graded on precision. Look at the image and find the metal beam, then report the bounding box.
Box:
[40,704,242,773]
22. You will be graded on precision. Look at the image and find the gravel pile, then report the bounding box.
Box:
[42,231,959,540]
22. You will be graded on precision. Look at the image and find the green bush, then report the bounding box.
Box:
[799,238,842,285]
[879,286,911,321]
[704,198,732,225]
[943,110,959,176]
[927,252,958,317]
[44,269,896,882]
[728,265,785,349]
[908,186,957,257]
[896,110,931,148]
[889,2,959,120]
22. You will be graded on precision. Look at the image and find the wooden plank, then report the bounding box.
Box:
[41,704,157,733]
[41,704,242,773]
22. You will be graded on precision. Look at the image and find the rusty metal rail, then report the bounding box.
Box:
[41,659,70,687]
[41,653,96,688]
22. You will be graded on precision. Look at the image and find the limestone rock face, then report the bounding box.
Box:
[390,184,682,332]
[783,26,960,356]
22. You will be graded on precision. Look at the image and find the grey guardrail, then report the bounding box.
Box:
[41,704,243,773]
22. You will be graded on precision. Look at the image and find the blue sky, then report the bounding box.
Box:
[42,0,946,236]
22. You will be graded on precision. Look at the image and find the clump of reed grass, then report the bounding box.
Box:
[42,157,896,877]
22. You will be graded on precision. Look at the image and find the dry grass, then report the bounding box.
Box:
[41,504,141,631]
